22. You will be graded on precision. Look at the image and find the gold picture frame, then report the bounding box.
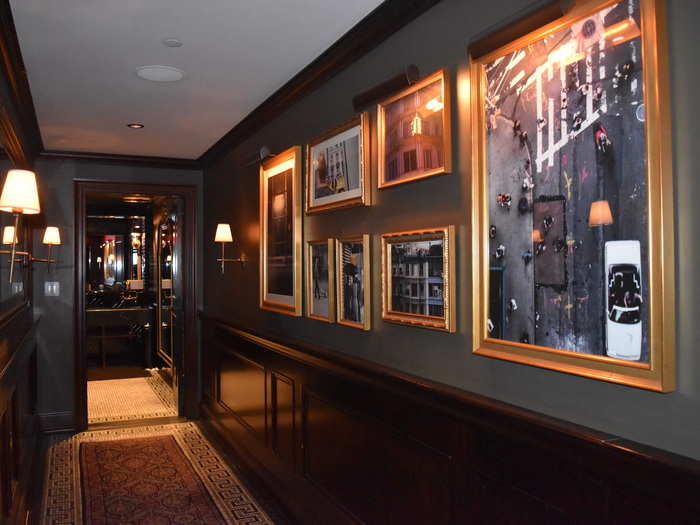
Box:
[335,234,371,330]
[259,146,302,316]
[470,0,675,391]
[305,239,335,322]
[306,113,371,213]
[377,69,452,188]
[381,226,456,332]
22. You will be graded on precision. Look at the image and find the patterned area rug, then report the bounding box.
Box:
[41,423,274,525]
[88,369,177,423]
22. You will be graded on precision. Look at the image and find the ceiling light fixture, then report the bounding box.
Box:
[162,37,183,48]
[127,123,144,129]
[136,65,185,83]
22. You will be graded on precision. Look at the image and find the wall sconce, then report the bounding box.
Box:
[588,200,614,227]
[0,169,40,282]
[214,223,246,274]
[0,169,61,282]
[36,226,61,272]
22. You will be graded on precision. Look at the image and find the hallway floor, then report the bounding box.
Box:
[87,368,177,424]
[38,422,276,524]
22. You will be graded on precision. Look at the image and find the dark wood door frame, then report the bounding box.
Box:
[74,180,198,431]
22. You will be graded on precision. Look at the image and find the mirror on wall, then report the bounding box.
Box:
[86,216,147,309]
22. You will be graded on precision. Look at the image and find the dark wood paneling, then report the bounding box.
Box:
[303,389,451,524]
[201,316,700,525]
[0,308,38,523]
[218,351,267,440]
[0,0,42,167]
[270,372,295,466]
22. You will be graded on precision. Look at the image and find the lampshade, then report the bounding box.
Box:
[588,200,614,227]
[2,226,16,245]
[0,169,41,214]
[532,229,543,243]
[215,223,233,243]
[42,226,61,245]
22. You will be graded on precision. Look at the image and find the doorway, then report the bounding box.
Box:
[75,181,197,431]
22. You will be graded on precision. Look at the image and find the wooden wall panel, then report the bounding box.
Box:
[218,351,266,441]
[201,317,700,525]
[270,372,295,466]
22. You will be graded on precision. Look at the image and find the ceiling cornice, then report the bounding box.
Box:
[197,0,443,167]
[0,0,42,168]
[40,150,201,170]
[1,0,443,171]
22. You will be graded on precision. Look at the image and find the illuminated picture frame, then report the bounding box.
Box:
[469,0,675,391]
[335,234,371,330]
[381,226,455,332]
[306,113,371,213]
[377,69,452,188]
[259,146,302,316]
[305,239,335,322]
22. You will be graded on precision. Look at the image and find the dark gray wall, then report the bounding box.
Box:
[29,158,202,421]
[204,0,699,460]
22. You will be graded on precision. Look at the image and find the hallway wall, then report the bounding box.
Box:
[203,0,700,460]
[30,158,202,429]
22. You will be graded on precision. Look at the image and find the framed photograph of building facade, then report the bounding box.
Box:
[381,226,455,332]
[335,235,370,330]
[377,69,451,188]
[306,239,335,322]
[259,146,302,316]
[470,0,675,391]
[306,113,371,213]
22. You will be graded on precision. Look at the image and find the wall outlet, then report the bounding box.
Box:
[44,281,60,297]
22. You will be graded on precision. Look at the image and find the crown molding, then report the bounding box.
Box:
[0,0,442,171]
[198,0,442,167]
[40,150,201,170]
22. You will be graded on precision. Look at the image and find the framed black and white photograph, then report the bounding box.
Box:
[335,234,370,330]
[306,239,335,322]
[381,227,455,332]
[306,113,371,213]
[259,146,302,316]
[470,0,675,391]
[377,69,451,188]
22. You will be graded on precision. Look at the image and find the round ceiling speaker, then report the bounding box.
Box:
[136,65,185,82]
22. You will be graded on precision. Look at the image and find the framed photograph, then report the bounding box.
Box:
[306,239,335,322]
[306,113,371,213]
[470,0,675,391]
[377,69,451,188]
[381,226,455,332]
[335,235,371,330]
[259,146,302,316]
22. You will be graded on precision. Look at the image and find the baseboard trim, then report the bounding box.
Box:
[38,411,75,433]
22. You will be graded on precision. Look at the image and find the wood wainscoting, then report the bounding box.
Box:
[200,314,700,524]
[0,305,39,523]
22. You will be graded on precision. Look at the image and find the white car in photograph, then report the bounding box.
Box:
[605,240,642,360]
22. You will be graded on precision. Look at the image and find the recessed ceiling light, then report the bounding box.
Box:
[127,123,144,129]
[162,37,183,48]
[136,65,185,83]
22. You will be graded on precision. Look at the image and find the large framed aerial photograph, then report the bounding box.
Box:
[259,146,302,316]
[335,235,371,330]
[306,113,371,213]
[306,239,335,322]
[377,69,451,188]
[381,227,455,332]
[470,0,675,391]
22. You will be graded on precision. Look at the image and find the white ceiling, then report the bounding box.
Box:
[10,0,384,160]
